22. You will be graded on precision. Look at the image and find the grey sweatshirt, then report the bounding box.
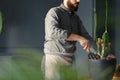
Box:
[44,4,97,55]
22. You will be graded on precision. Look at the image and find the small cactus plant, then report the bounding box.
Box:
[96,30,111,58]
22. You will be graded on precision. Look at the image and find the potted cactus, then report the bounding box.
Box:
[96,30,112,59]
[88,0,116,80]
[89,30,116,80]
[95,0,114,59]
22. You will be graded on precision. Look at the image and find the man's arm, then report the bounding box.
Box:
[66,33,90,52]
[45,8,71,40]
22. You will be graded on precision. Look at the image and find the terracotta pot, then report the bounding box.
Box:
[88,58,116,80]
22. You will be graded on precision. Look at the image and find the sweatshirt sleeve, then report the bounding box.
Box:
[45,8,71,40]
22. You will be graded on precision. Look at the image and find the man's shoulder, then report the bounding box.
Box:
[47,6,63,16]
[48,6,61,13]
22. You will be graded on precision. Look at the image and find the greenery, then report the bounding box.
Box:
[58,65,90,80]
[0,48,91,80]
[0,48,44,80]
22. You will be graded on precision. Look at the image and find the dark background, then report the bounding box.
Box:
[0,0,120,76]
[0,0,93,55]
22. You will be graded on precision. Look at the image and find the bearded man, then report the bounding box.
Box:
[42,0,98,80]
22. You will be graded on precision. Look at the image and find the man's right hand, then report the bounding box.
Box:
[77,36,90,53]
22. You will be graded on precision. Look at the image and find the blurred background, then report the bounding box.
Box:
[0,0,120,80]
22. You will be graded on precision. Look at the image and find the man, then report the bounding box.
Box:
[42,0,98,80]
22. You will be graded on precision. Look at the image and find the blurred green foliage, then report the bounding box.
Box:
[0,48,44,80]
[0,48,91,80]
[58,65,90,80]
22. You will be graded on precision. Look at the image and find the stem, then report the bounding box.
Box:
[105,0,108,31]
[93,0,97,40]
[94,12,97,40]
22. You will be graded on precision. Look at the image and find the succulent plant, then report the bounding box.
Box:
[96,30,111,58]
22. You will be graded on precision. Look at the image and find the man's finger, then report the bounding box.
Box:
[83,43,90,53]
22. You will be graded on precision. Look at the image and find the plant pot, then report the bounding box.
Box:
[88,58,116,80]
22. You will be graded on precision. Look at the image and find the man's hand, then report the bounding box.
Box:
[78,36,90,53]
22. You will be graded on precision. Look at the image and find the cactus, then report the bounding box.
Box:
[96,30,111,58]
[102,30,109,47]
[96,38,102,57]
[101,30,111,57]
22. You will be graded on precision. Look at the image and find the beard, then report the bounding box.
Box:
[67,1,79,11]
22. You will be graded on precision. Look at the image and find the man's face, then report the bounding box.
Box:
[67,0,80,11]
